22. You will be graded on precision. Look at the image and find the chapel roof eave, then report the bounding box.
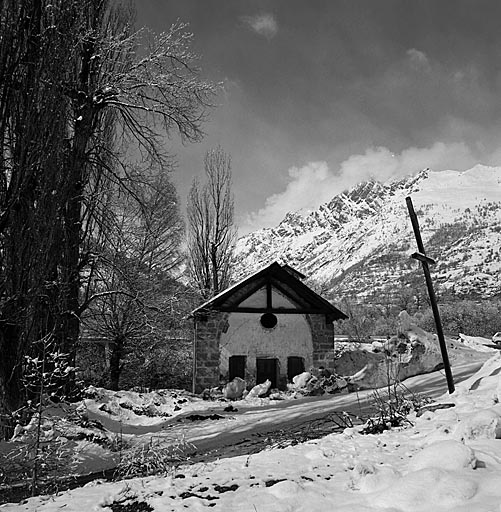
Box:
[191,262,347,322]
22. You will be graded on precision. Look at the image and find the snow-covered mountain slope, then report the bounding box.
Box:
[235,165,501,300]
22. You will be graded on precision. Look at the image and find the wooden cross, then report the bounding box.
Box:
[406,196,455,394]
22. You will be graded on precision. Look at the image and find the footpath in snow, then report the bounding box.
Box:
[3,349,501,512]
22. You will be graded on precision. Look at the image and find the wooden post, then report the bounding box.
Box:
[406,196,455,394]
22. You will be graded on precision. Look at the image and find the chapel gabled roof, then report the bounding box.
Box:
[191,262,347,323]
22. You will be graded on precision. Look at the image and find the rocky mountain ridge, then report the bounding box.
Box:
[234,165,501,302]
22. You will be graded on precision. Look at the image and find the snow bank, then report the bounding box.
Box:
[408,440,477,471]
[292,372,312,388]
[338,312,496,391]
[223,377,246,399]
[457,333,495,353]
[246,379,271,399]
[83,386,206,426]
[337,312,444,389]
[3,354,501,512]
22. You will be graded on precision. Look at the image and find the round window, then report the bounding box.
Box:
[260,313,278,329]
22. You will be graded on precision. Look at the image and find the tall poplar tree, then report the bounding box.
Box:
[0,0,216,436]
[187,146,237,299]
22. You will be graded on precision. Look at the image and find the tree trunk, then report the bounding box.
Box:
[211,242,219,295]
[57,22,101,366]
[0,323,23,439]
[59,171,84,361]
[109,337,125,391]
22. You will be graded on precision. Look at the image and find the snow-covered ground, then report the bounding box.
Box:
[2,345,501,511]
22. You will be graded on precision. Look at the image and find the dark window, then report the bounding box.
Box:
[256,358,278,389]
[287,357,305,382]
[229,355,246,381]
[260,313,277,329]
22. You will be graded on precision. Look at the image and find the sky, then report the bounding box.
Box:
[136,0,501,234]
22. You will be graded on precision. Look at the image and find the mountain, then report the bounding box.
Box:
[234,165,501,302]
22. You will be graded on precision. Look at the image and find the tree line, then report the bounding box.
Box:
[337,297,501,342]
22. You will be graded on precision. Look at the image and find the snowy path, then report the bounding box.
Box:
[1,357,486,504]
[182,360,484,455]
[103,359,485,463]
[3,355,501,512]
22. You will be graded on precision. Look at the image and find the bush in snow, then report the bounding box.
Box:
[361,355,433,434]
[114,435,196,479]
[3,334,82,495]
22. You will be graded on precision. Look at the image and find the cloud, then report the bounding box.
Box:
[242,13,278,39]
[241,142,478,233]
[338,142,476,184]
[406,48,430,71]
[241,162,332,232]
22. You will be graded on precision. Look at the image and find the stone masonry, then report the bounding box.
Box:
[193,311,228,393]
[309,313,336,370]
[194,310,337,393]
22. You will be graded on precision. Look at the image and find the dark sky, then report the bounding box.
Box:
[136,0,501,233]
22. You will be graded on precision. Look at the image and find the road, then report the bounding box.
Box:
[154,359,486,462]
[0,358,487,504]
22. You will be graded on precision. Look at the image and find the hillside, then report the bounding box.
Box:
[235,165,501,301]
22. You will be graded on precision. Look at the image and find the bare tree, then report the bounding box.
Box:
[57,6,217,362]
[0,0,74,430]
[187,147,237,298]
[0,0,217,436]
[81,162,185,390]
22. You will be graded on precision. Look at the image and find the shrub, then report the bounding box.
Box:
[114,436,196,479]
